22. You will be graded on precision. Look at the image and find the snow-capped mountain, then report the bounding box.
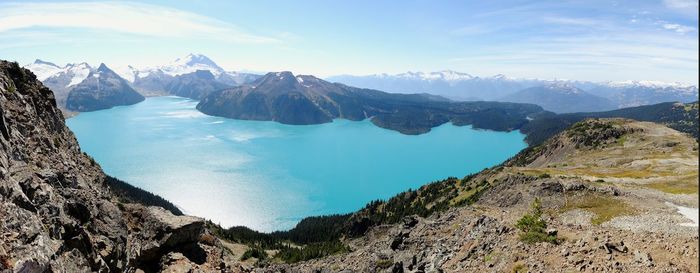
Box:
[24,60,92,88]
[606,80,697,90]
[23,54,261,103]
[589,81,698,108]
[110,53,225,82]
[23,60,93,107]
[393,70,476,81]
[24,59,63,81]
[111,65,139,83]
[66,64,144,112]
[112,54,260,95]
[159,53,224,77]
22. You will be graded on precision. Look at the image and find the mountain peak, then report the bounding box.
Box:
[254,71,298,86]
[33,59,60,67]
[66,62,91,69]
[96,63,112,73]
[542,81,581,94]
[176,53,218,67]
[160,53,224,77]
[275,71,295,78]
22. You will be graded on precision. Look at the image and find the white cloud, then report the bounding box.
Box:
[662,23,696,34]
[664,0,699,9]
[0,2,278,44]
[542,16,601,26]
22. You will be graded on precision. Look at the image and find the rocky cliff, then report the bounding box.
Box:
[0,61,238,272]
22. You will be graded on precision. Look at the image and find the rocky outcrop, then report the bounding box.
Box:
[0,61,233,272]
[66,63,144,112]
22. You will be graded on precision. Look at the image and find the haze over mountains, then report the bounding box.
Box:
[328,71,698,113]
[24,54,698,114]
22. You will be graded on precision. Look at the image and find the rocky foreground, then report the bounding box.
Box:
[0,61,240,272]
[1,60,698,272]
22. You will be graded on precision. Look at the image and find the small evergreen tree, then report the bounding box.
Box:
[515,198,557,244]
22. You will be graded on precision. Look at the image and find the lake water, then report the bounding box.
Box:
[67,96,527,231]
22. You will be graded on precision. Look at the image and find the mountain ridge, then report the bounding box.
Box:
[196,71,546,134]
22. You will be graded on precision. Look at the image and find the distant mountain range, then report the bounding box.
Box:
[500,82,617,113]
[112,53,259,95]
[197,71,545,134]
[24,54,260,111]
[327,71,698,113]
[23,54,698,115]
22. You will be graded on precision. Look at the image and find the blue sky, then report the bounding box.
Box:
[0,0,698,84]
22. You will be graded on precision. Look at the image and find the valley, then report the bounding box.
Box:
[2,1,698,272]
[1,54,698,272]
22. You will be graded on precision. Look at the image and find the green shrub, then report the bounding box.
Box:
[375,258,393,269]
[274,240,350,263]
[241,247,268,261]
[515,198,557,244]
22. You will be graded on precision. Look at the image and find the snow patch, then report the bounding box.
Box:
[24,60,63,81]
[671,204,699,227]
[66,64,92,87]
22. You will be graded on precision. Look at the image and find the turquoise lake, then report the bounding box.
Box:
[66,96,527,232]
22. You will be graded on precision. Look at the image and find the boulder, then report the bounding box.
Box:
[126,205,205,266]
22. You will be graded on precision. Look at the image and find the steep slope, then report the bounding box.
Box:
[522,101,699,145]
[197,71,545,134]
[501,82,617,113]
[165,70,231,100]
[0,61,244,272]
[66,64,145,112]
[263,118,698,272]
